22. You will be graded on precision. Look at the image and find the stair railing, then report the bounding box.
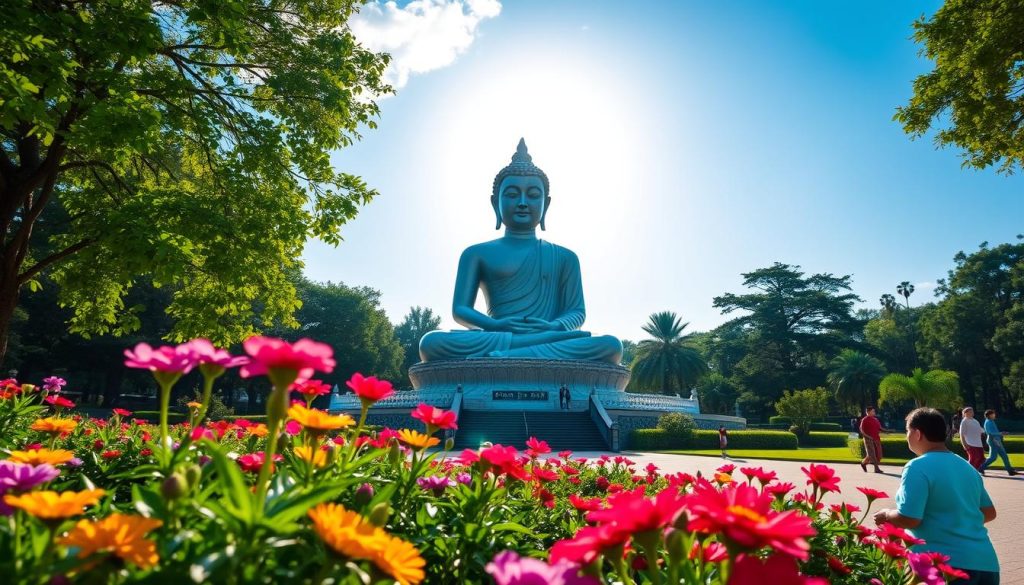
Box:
[589,394,619,452]
[522,410,529,440]
[447,392,463,444]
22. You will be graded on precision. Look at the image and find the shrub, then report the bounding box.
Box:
[774,388,829,437]
[690,430,799,450]
[801,432,849,447]
[848,435,1024,461]
[768,417,843,432]
[656,412,695,438]
[630,429,687,449]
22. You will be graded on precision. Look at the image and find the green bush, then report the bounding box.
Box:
[767,417,843,432]
[849,435,1024,460]
[657,412,695,439]
[691,430,799,450]
[630,429,687,449]
[801,431,849,447]
[774,388,829,437]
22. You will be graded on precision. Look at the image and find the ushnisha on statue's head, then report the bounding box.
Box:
[491,138,552,231]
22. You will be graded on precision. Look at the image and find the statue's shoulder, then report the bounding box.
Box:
[458,239,502,262]
[542,240,580,264]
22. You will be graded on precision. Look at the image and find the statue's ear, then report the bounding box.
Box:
[491,194,501,230]
[539,195,552,231]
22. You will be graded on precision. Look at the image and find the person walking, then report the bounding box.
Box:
[557,385,566,409]
[980,409,1018,476]
[718,425,728,458]
[959,407,986,472]
[859,406,884,473]
[564,386,572,410]
[874,407,999,585]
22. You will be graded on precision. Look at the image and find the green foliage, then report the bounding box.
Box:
[631,429,800,450]
[800,432,850,448]
[394,306,440,386]
[768,418,844,432]
[694,372,739,415]
[774,388,830,437]
[0,0,391,353]
[896,0,1024,174]
[177,392,232,421]
[826,349,886,412]
[878,368,960,410]
[656,412,695,438]
[863,310,919,374]
[629,428,689,450]
[712,263,863,410]
[629,311,707,394]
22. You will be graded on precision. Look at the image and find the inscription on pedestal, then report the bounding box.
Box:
[492,390,549,401]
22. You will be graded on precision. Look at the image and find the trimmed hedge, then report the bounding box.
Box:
[768,417,844,432]
[800,431,850,447]
[630,429,801,451]
[847,435,1024,460]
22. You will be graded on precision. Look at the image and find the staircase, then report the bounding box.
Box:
[454,410,609,451]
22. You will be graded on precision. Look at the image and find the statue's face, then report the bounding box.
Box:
[497,175,548,230]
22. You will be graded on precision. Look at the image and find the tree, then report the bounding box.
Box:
[896,282,915,309]
[712,263,863,405]
[0,1,391,362]
[774,387,829,437]
[694,372,738,416]
[629,311,707,394]
[896,0,1024,174]
[863,308,921,374]
[880,293,899,318]
[879,368,960,410]
[619,339,637,367]
[394,306,440,386]
[826,349,886,412]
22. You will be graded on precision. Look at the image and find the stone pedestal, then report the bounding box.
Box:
[409,358,630,411]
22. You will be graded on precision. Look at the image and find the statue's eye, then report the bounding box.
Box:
[504,189,519,197]
[527,189,541,198]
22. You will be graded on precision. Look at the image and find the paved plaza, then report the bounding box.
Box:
[573,452,1024,583]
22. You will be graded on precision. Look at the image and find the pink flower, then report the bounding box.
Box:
[44,395,75,409]
[42,376,66,392]
[346,373,394,404]
[111,408,132,417]
[237,452,282,473]
[586,487,687,539]
[239,336,335,383]
[416,475,455,496]
[550,524,627,565]
[186,338,249,370]
[908,553,945,585]
[525,437,551,456]
[487,550,597,585]
[124,342,197,374]
[689,540,728,563]
[292,379,332,397]
[801,463,841,493]
[410,403,458,430]
[729,554,828,585]
[284,420,302,435]
[856,486,888,502]
[740,466,777,485]
[568,494,602,512]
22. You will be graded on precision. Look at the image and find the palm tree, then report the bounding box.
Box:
[827,350,886,411]
[629,311,708,394]
[878,368,960,410]
[896,281,915,309]
[879,293,898,318]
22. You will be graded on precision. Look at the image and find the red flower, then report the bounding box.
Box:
[866,537,910,558]
[827,555,852,575]
[291,379,332,398]
[239,336,335,383]
[525,437,551,456]
[45,395,76,409]
[410,403,458,430]
[644,462,659,475]
[568,494,602,512]
[558,450,573,459]
[873,523,925,546]
[829,502,861,516]
[458,449,480,466]
[686,481,816,559]
[800,463,841,493]
[587,487,688,538]
[689,540,728,563]
[532,467,558,483]
[345,373,394,404]
[856,486,889,502]
[112,408,132,417]
[237,451,282,473]
[124,342,197,374]
[561,465,580,476]
[101,450,121,459]
[550,524,627,565]
[730,554,828,585]
[480,444,519,471]
[740,466,777,485]
[140,448,153,457]
[595,476,610,491]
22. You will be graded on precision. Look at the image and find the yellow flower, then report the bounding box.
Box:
[371,534,426,585]
[308,503,424,585]
[186,401,202,409]
[58,513,162,569]
[397,429,439,451]
[247,424,268,438]
[714,472,733,484]
[3,489,105,520]
[294,445,328,467]
[30,417,77,435]
[287,404,354,432]
[7,448,76,466]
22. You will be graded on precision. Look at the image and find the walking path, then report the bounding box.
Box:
[573,451,1024,583]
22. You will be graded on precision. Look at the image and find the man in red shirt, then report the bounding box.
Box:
[860,406,883,473]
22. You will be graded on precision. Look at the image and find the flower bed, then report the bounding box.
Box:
[0,338,969,584]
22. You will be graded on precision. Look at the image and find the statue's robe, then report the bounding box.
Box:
[419,240,620,363]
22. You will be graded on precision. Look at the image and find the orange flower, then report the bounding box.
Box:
[7,448,76,466]
[247,424,269,438]
[3,489,105,519]
[287,404,354,432]
[308,503,424,585]
[58,513,162,568]
[30,417,78,435]
[186,401,202,409]
[397,429,439,451]
[294,445,328,467]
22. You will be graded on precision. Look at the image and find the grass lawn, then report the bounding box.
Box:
[660,447,1024,469]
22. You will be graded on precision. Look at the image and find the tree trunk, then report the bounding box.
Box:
[0,267,21,367]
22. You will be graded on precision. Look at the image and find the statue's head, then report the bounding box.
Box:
[491,138,551,231]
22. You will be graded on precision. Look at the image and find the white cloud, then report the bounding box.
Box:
[350,0,501,90]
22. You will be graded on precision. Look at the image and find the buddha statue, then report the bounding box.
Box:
[418,139,622,364]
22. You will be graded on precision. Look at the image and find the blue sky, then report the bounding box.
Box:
[303,0,1023,342]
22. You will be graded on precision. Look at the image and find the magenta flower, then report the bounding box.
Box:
[410,403,458,431]
[292,379,332,398]
[908,553,944,585]
[239,336,335,385]
[44,395,75,409]
[0,461,60,492]
[417,475,456,496]
[186,338,249,370]
[124,342,197,374]
[346,373,395,405]
[486,550,597,585]
[42,376,66,392]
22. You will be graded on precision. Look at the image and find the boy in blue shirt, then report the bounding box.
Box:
[874,407,999,584]
[981,409,1018,476]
